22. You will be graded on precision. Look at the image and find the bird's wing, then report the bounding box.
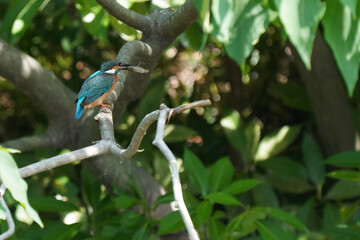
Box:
[77,73,114,106]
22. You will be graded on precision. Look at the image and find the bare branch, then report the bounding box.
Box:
[0,39,75,120]
[164,0,199,39]
[152,105,201,240]
[122,99,211,159]
[1,133,52,152]
[0,185,15,240]
[96,0,151,32]
[18,143,108,178]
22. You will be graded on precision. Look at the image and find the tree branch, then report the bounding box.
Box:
[95,0,151,32]
[0,185,15,240]
[0,39,75,121]
[1,133,52,152]
[164,0,199,39]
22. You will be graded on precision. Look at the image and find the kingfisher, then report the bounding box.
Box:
[74,60,148,119]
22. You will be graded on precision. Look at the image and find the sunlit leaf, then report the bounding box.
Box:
[220,109,246,155]
[322,0,360,96]
[254,125,302,162]
[212,0,269,66]
[0,150,43,227]
[274,0,325,69]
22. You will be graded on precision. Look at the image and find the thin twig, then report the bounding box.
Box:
[0,185,15,240]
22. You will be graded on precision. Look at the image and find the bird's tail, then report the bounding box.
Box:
[75,97,85,119]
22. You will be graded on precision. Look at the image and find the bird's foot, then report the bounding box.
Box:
[100,101,112,109]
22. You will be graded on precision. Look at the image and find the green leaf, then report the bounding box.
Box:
[209,157,234,193]
[0,146,21,153]
[209,218,224,240]
[302,134,325,187]
[325,151,360,167]
[322,203,339,230]
[325,180,360,200]
[183,148,208,196]
[322,0,360,95]
[327,170,360,181]
[29,197,78,212]
[220,109,247,155]
[40,222,82,239]
[133,224,148,240]
[223,179,262,195]
[164,124,197,143]
[339,0,357,18]
[196,201,212,225]
[152,193,174,210]
[115,195,140,209]
[226,208,266,237]
[255,125,302,162]
[258,207,308,232]
[275,0,325,69]
[137,77,166,120]
[251,178,279,208]
[0,150,43,227]
[75,0,109,42]
[212,0,269,66]
[256,220,294,240]
[255,220,279,240]
[81,167,101,210]
[206,192,241,206]
[11,0,47,43]
[157,211,184,235]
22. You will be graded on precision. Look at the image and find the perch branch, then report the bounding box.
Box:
[96,0,151,32]
[0,185,15,240]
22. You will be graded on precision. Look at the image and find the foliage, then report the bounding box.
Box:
[1,0,360,239]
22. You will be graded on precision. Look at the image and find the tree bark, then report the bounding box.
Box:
[292,31,360,156]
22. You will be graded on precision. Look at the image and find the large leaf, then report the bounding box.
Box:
[223,179,262,195]
[183,148,208,196]
[274,0,325,69]
[254,125,302,162]
[255,220,279,240]
[322,0,360,95]
[0,0,47,43]
[0,150,43,227]
[220,109,247,155]
[212,0,269,66]
[325,151,360,168]
[157,211,184,235]
[75,0,110,42]
[209,157,234,193]
[302,134,325,188]
[325,180,360,200]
